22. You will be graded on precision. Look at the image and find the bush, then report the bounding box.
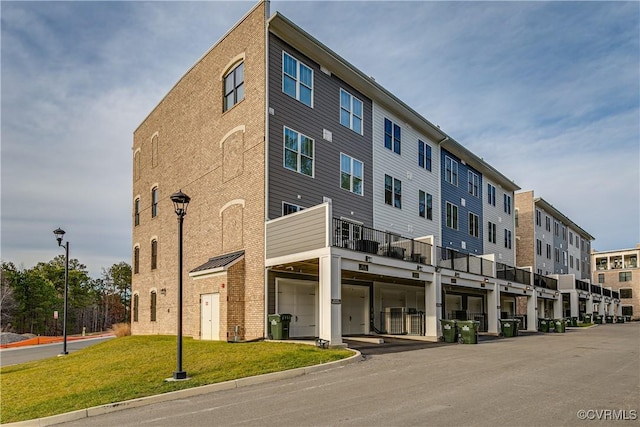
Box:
[108,323,131,337]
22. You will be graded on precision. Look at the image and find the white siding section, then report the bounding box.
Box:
[535,208,555,275]
[371,103,440,242]
[483,176,515,266]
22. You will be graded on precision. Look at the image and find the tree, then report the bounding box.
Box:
[98,262,132,329]
[1,262,19,331]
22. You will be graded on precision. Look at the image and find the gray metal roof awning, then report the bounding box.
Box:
[189,250,245,278]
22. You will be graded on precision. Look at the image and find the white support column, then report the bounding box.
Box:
[527,292,537,331]
[598,300,606,316]
[487,283,500,334]
[586,295,593,315]
[425,273,440,340]
[570,291,579,318]
[553,295,563,319]
[319,253,342,345]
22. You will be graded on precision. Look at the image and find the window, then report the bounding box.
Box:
[546,244,551,259]
[503,194,512,215]
[545,216,551,232]
[487,184,496,206]
[419,190,433,220]
[620,288,632,298]
[283,202,304,216]
[488,222,497,244]
[283,52,312,107]
[515,209,518,227]
[569,231,574,245]
[554,248,560,263]
[563,251,568,267]
[469,213,479,237]
[151,187,158,218]
[554,221,559,236]
[134,150,140,181]
[134,246,140,274]
[622,306,633,316]
[339,89,363,134]
[384,118,401,154]
[468,171,479,197]
[284,127,314,177]
[570,255,574,268]
[598,273,604,284]
[535,209,541,226]
[384,174,402,208]
[133,294,139,322]
[151,239,158,270]
[150,291,157,322]
[562,226,567,241]
[619,271,632,282]
[223,61,244,111]
[418,140,432,171]
[340,153,363,195]
[444,156,458,186]
[446,202,458,230]
[536,239,542,256]
[504,229,512,249]
[134,198,140,226]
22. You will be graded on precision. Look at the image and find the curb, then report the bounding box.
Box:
[5,349,362,427]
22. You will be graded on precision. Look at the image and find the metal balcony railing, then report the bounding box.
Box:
[575,280,590,292]
[603,288,611,297]
[534,273,558,290]
[496,262,531,285]
[612,290,619,299]
[590,284,602,294]
[332,218,432,265]
[436,247,493,276]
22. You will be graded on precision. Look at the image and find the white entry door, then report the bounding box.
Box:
[201,293,220,340]
[277,280,318,338]
[342,286,367,335]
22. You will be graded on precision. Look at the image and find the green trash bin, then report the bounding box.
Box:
[624,315,631,322]
[595,315,603,324]
[616,316,625,323]
[499,319,516,337]
[538,318,550,333]
[583,314,592,324]
[440,319,458,343]
[457,320,479,344]
[268,314,291,340]
[570,317,578,327]
[554,319,566,333]
[605,315,614,324]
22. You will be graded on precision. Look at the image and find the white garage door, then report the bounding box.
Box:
[342,285,367,335]
[277,280,318,338]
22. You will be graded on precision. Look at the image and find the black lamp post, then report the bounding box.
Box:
[171,190,190,380]
[53,227,69,355]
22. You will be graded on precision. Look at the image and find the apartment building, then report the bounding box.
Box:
[132,1,562,345]
[592,246,639,320]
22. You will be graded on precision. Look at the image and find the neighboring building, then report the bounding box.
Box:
[515,190,593,279]
[592,246,639,320]
[132,1,565,345]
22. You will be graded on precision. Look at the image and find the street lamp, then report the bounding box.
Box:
[171,190,190,380]
[53,227,69,355]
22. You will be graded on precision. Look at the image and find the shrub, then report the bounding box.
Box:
[108,323,131,337]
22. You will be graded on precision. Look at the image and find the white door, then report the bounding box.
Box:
[342,286,367,335]
[277,280,318,338]
[201,293,220,340]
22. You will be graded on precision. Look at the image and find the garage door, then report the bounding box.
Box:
[277,280,318,338]
[342,285,367,335]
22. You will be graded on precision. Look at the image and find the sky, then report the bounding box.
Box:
[1,0,638,278]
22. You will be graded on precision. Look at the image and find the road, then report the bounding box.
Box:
[0,336,114,367]
[54,324,639,427]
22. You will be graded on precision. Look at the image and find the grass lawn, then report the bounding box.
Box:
[1,336,353,423]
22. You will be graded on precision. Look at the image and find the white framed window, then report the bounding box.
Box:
[535,209,541,226]
[340,153,363,195]
[384,174,402,208]
[283,127,314,177]
[488,221,497,244]
[134,198,140,226]
[384,118,401,154]
[536,239,542,255]
[504,194,512,215]
[282,202,304,216]
[487,183,496,206]
[504,229,512,249]
[223,62,244,111]
[444,156,458,186]
[151,187,158,218]
[446,202,458,230]
[468,171,479,197]
[339,89,363,134]
[283,52,313,107]
[419,190,433,220]
[418,140,432,171]
[469,212,479,237]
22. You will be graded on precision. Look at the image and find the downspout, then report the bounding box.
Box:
[436,136,449,251]
[263,0,271,339]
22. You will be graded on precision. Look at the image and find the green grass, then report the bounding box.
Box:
[0,336,353,423]
[577,322,594,327]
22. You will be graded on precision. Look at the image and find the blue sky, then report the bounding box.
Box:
[1,1,638,277]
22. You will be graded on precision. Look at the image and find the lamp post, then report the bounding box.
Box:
[53,227,69,355]
[170,190,190,380]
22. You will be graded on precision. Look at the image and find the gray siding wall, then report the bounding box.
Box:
[267,35,373,226]
[266,205,327,259]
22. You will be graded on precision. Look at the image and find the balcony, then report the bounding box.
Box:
[591,284,602,294]
[612,290,619,299]
[497,263,531,285]
[332,218,432,265]
[603,288,611,297]
[435,246,494,276]
[534,273,558,290]
[575,280,590,292]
